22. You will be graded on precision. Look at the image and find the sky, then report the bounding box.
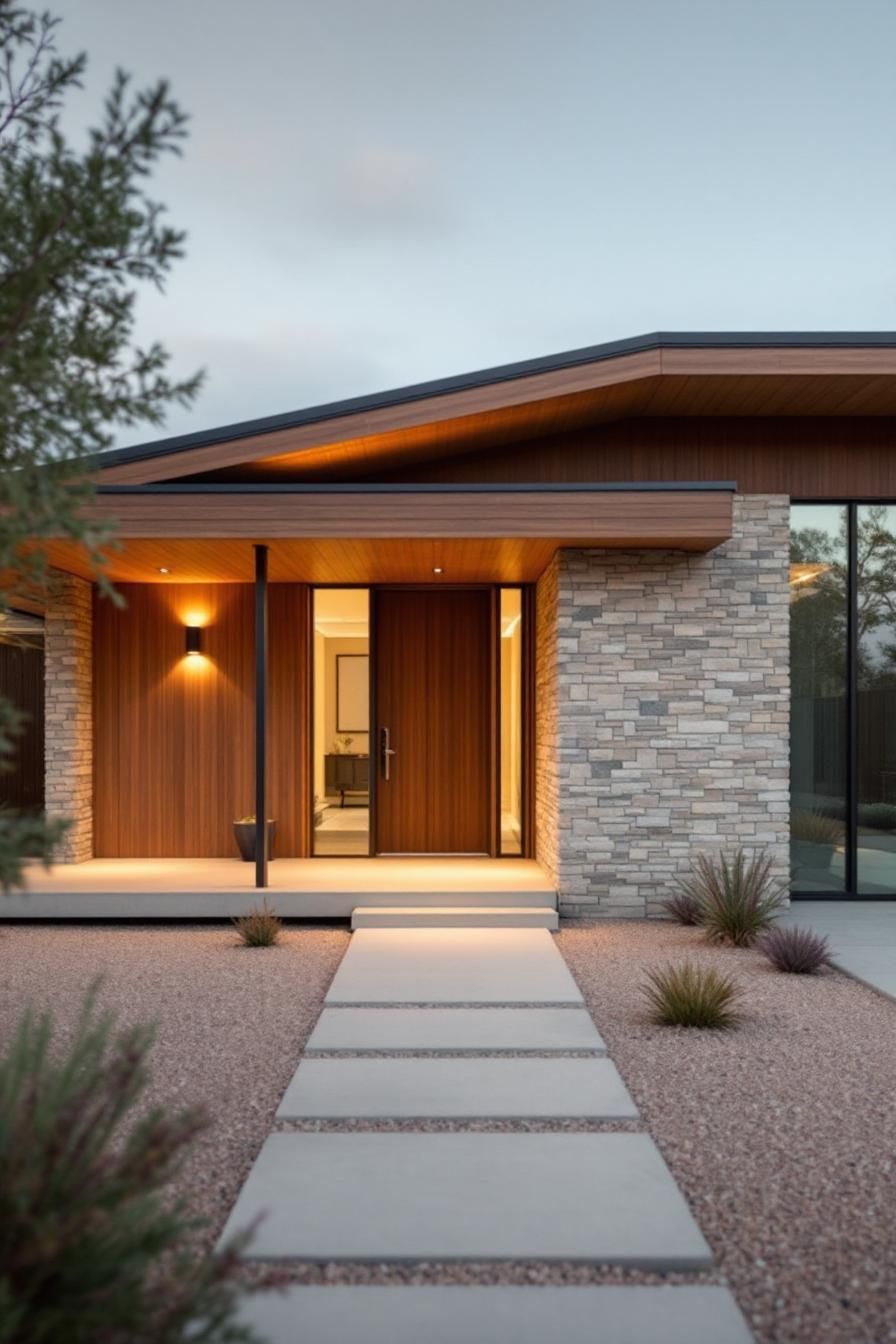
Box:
[54,0,896,445]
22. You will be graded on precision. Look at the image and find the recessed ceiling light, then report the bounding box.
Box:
[158,567,170,574]
[433,567,444,574]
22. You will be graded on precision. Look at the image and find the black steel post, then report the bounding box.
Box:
[254,544,269,889]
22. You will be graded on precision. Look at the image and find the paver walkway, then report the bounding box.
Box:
[781,900,896,1000]
[225,928,753,1343]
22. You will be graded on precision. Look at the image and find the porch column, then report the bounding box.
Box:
[540,494,790,919]
[254,544,269,888]
[44,569,93,862]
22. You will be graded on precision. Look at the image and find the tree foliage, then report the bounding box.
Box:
[0,2,201,885]
[0,985,261,1344]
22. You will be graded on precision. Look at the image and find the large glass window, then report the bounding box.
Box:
[790,505,848,892]
[312,589,370,856]
[857,506,896,893]
[790,502,896,897]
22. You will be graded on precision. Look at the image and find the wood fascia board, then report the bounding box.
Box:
[93,349,663,485]
[81,487,732,545]
[659,347,896,375]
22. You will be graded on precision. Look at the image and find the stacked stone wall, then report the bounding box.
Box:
[534,495,791,917]
[44,570,93,862]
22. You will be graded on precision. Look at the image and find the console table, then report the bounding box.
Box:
[324,753,370,807]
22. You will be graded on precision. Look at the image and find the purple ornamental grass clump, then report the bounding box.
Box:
[761,924,832,974]
[661,888,704,926]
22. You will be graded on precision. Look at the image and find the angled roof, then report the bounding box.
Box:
[93,331,896,486]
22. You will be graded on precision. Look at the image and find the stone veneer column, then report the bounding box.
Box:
[537,495,791,918]
[534,556,560,887]
[44,569,93,862]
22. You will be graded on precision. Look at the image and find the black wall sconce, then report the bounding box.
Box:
[185,625,203,657]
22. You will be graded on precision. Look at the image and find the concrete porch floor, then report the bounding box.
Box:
[2,857,557,919]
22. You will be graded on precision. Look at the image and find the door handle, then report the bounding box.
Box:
[380,726,397,781]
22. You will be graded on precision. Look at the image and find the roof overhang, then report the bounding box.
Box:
[89,331,896,486]
[40,483,735,584]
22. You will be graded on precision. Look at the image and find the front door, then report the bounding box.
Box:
[374,588,493,855]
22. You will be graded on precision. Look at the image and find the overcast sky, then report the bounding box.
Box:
[55,0,896,444]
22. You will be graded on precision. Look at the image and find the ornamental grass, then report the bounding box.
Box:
[642,960,743,1030]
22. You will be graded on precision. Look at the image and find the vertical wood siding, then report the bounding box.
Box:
[93,583,310,857]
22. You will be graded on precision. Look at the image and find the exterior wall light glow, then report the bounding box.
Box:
[433,567,444,574]
[185,625,203,656]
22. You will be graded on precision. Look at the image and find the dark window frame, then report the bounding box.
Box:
[791,499,896,900]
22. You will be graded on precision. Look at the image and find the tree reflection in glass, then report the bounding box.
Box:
[857,506,896,893]
[790,505,847,892]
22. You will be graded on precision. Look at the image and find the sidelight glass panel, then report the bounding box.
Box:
[500,588,523,855]
[790,505,847,892]
[0,610,45,814]
[857,506,896,893]
[312,589,370,855]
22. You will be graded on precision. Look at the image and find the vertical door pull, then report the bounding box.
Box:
[381,726,396,780]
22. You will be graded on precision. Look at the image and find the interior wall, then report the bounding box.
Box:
[313,629,326,802]
[324,637,370,763]
[500,624,522,816]
[94,582,310,857]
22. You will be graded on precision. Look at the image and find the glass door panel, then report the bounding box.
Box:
[312,589,370,855]
[857,506,896,893]
[500,588,523,855]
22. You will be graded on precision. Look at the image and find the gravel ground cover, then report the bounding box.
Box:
[3,918,893,1344]
[557,921,896,1344]
[0,922,349,1247]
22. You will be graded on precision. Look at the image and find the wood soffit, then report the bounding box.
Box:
[92,342,896,487]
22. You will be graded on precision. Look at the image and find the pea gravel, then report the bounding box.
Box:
[556,921,896,1344]
[2,918,893,1344]
[0,922,349,1246]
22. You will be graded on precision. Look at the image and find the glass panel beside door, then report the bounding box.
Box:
[312,589,370,855]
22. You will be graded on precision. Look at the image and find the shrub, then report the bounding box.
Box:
[0,986,259,1344]
[858,802,896,831]
[661,888,704,925]
[642,961,742,1029]
[233,900,281,947]
[676,848,787,948]
[790,809,841,845]
[814,798,847,822]
[761,924,831,974]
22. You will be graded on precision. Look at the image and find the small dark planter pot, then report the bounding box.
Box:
[792,840,834,875]
[233,821,276,863]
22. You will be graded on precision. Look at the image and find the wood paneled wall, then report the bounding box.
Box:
[94,583,310,857]
[363,416,896,497]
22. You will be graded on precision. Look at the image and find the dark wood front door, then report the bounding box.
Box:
[374,588,493,855]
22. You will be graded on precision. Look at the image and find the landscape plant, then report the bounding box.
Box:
[790,809,842,845]
[233,900,282,947]
[675,848,787,947]
[641,961,743,1029]
[660,887,704,925]
[761,925,832,975]
[0,987,261,1344]
[0,0,200,889]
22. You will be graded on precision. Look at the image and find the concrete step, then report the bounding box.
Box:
[351,905,559,930]
[239,1285,755,1344]
[220,1132,714,1268]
